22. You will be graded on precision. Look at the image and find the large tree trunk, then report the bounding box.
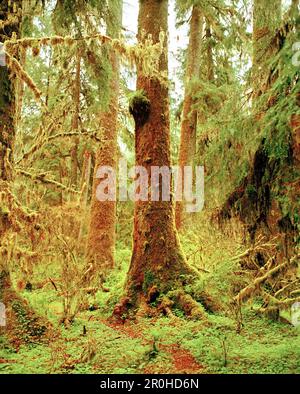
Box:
[175,5,203,229]
[115,0,202,318]
[86,1,122,276]
[252,0,281,98]
[0,0,21,250]
[0,1,21,182]
[0,1,50,343]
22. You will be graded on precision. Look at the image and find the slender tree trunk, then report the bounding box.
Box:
[205,23,214,83]
[79,150,92,209]
[197,20,215,160]
[78,150,92,242]
[86,1,122,275]
[70,50,81,196]
[252,0,282,98]
[175,5,203,229]
[115,0,201,318]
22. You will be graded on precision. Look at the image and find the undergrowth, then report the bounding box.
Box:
[1,212,299,374]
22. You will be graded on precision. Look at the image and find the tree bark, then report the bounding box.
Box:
[70,50,81,196]
[78,150,92,242]
[175,5,203,229]
[86,1,122,274]
[205,23,214,83]
[115,0,199,317]
[0,0,21,182]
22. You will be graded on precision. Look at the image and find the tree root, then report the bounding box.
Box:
[167,290,207,320]
[195,290,223,313]
[112,288,207,322]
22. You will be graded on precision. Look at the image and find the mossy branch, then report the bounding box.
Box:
[16,169,80,194]
[5,52,44,105]
[17,130,101,164]
[258,295,300,313]
[4,32,165,80]
[234,254,300,304]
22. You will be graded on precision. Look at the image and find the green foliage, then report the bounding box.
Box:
[52,0,109,32]
[143,270,155,292]
[1,306,299,374]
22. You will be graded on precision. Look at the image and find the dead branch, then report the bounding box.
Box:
[49,277,58,291]
[259,295,300,313]
[234,254,299,304]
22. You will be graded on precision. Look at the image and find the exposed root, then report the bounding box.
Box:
[112,297,132,323]
[194,290,223,313]
[168,290,207,320]
[112,287,207,322]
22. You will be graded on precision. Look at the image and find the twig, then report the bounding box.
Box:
[49,277,58,292]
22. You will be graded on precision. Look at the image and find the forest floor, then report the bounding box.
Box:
[1,214,299,374]
[1,305,299,374]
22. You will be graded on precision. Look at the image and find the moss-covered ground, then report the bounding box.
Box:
[1,216,299,374]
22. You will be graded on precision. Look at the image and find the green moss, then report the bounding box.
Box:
[143,270,155,293]
[128,90,151,127]
[12,300,47,341]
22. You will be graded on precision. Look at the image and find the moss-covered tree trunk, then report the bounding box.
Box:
[205,23,214,84]
[70,50,81,196]
[0,2,20,182]
[86,1,122,275]
[216,1,300,318]
[218,1,283,231]
[115,0,201,318]
[0,1,50,343]
[175,5,203,229]
[252,0,281,98]
[0,0,21,236]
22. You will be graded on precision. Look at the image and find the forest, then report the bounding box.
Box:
[0,0,299,376]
